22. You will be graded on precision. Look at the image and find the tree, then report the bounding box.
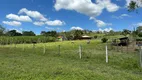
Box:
[40,31,46,35]
[108,30,115,36]
[40,31,58,37]
[70,30,83,40]
[0,25,6,36]
[22,31,35,36]
[136,26,142,34]
[121,29,131,36]
[6,30,22,36]
[128,0,142,12]
[135,26,142,37]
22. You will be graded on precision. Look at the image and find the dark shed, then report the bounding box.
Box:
[118,37,129,46]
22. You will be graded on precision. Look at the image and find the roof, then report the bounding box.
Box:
[82,35,91,38]
[58,36,63,38]
[119,37,129,40]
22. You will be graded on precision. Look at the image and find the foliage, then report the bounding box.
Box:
[138,32,142,37]
[0,40,141,80]
[6,30,22,36]
[70,30,83,40]
[101,37,108,43]
[0,36,56,45]
[0,25,6,36]
[121,29,131,36]
[22,31,36,36]
[128,1,139,12]
[41,31,58,37]
[94,35,98,39]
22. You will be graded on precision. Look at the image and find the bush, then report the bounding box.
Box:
[138,32,142,37]
[0,36,56,45]
[94,35,98,39]
[101,37,108,43]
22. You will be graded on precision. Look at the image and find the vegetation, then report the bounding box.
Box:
[0,40,141,80]
[101,37,108,43]
[121,29,131,37]
[0,36,56,44]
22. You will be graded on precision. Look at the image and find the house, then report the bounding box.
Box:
[111,37,129,46]
[57,36,63,41]
[80,35,92,40]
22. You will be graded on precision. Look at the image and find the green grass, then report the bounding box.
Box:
[0,40,142,80]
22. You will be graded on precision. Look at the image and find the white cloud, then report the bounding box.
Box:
[99,27,113,32]
[18,8,48,21]
[3,21,21,27]
[112,14,131,19]
[71,26,83,30]
[95,19,112,27]
[33,22,45,26]
[6,14,32,22]
[45,20,65,26]
[54,0,119,17]
[133,22,142,26]
[137,22,142,26]
[90,18,112,27]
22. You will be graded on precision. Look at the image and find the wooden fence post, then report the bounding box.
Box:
[79,45,82,59]
[106,44,108,63]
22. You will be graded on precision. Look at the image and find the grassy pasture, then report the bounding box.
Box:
[0,40,142,80]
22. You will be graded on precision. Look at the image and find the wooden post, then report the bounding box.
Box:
[106,44,108,63]
[58,45,60,56]
[79,45,82,59]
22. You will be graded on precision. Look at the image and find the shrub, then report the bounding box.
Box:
[0,36,56,45]
[94,35,98,39]
[101,37,108,43]
[138,32,142,37]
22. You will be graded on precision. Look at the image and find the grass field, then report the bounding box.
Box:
[0,40,142,80]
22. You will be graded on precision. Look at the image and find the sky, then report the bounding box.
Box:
[1,0,142,34]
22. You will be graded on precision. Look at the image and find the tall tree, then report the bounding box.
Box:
[128,0,142,12]
[6,30,22,36]
[0,25,5,36]
[22,31,35,36]
[70,30,83,40]
[121,29,131,36]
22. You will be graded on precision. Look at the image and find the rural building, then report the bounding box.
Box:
[117,37,129,46]
[112,37,129,46]
[57,36,63,41]
[80,35,92,40]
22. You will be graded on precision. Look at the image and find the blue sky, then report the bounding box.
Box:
[0,0,142,34]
